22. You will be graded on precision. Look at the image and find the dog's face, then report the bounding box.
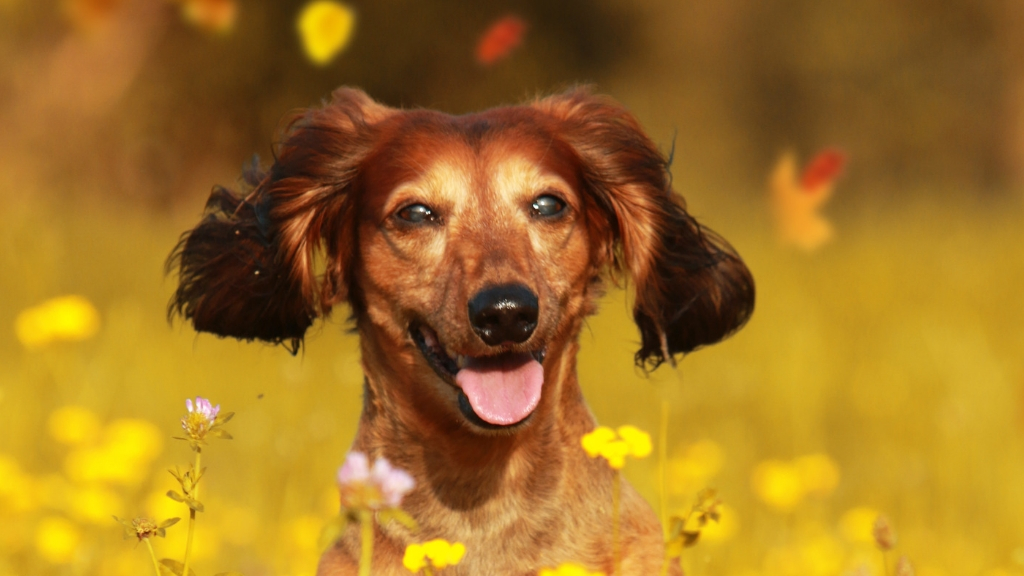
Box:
[354,112,597,428]
[169,87,754,432]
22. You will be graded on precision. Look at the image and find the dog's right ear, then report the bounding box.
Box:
[167,88,394,352]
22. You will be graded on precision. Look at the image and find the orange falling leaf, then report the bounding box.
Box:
[64,0,125,30]
[770,149,848,251]
[476,15,527,66]
[800,148,847,191]
[177,0,237,34]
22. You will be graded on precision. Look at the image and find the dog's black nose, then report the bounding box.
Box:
[468,284,538,346]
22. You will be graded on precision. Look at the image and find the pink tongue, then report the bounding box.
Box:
[455,353,543,426]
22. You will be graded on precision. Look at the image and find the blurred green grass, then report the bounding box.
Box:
[1,190,1023,576]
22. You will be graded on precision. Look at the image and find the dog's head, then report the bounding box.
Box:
[169,87,754,430]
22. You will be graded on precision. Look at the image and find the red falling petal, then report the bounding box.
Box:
[476,15,527,66]
[800,148,847,191]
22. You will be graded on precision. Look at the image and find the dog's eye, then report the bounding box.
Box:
[397,204,437,224]
[531,195,565,218]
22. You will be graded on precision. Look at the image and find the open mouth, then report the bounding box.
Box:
[410,323,546,429]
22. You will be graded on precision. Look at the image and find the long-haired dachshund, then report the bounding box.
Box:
[169,87,754,575]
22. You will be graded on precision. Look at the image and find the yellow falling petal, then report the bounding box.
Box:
[297,1,356,66]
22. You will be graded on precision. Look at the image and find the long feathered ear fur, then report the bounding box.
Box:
[167,88,394,353]
[533,87,755,369]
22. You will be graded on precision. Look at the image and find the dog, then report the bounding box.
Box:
[169,87,754,575]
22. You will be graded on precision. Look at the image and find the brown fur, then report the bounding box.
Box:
[168,87,754,575]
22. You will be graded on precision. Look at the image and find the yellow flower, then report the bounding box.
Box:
[668,439,724,495]
[0,454,36,511]
[580,425,652,470]
[403,539,466,572]
[48,406,101,446]
[751,460,803,511]
[795,453,840,497]
[297,0,356,65]
[700,503,738,544]
[35,516,80,564]
[15,295,100,349]
[72,485,123,525]
[838,506,881,544]
[581,426,616,458]
[113,516,179,541]
[617,425,652,458]
[538,562,605,576]
[64,419,163,486]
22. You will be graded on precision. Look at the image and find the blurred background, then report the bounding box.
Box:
[2,0,1023,575]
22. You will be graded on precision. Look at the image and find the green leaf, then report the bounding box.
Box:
[159,517,181,529]
[185,497,205,513]
[159,558,197,576]
[166,490,185,503]
[214,412,235,426]
[378,508,418,531]
[667,516,685,540]
[208,429,233,440]
[318,516,349,551]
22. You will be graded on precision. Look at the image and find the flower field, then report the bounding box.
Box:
[3,0,1024,573]
[1,189,1022,575]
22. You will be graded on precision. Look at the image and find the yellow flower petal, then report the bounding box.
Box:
[539,563,605,576]
[600,440,629,470]
[446,541,466,565]
[617,425,652,458]
[402,543,426,572]
[581,426,615,458]
[297,0,356,66]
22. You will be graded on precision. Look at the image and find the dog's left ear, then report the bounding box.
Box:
[168,88,394,352]
[534,87,755,369]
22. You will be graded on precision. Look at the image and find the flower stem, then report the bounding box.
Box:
[358,510,373,576]
[658,400,669,534]
[612,471,621,576]
[182,448,202,576]
[144,537,162,576]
